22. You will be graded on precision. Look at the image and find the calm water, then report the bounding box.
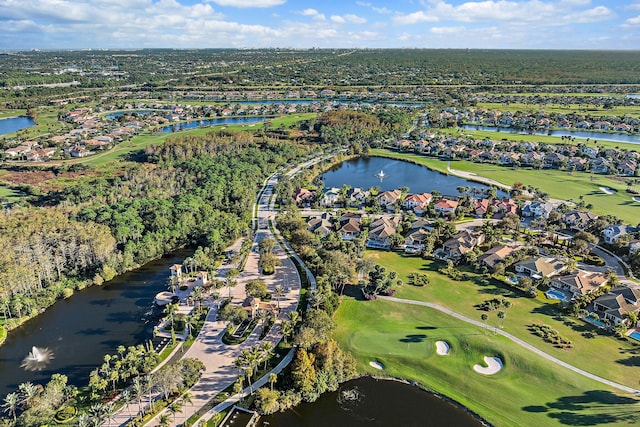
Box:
[105,110,153,119]
[0,249,191,398]
[0,116,35,135]
[321,156,508,198]
[261,377,483,427]
[462,124,640,144]
[160,117,265,132]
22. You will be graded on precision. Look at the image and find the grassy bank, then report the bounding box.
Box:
[365,250,640,389]
[334,296,640,426]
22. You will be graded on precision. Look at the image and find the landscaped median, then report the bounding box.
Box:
[333,296,640,427]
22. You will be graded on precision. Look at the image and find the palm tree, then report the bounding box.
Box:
[225,268,240,299]
[181,392,194,423]
[2,392,20,422]
[480,313,489,334]
[131,376,146,415]
[158,414,171,427]
[260,342,273,370]
[269,373,277,391]
[168,401,183,425]
[273,284,285,310]
[498,311,506,329]
[120,388,133,419]
[18,381,39,409]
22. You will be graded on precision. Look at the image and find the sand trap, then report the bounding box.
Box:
[473,356,503,375]
[369,360,384,370]
[435,341,450,356]
[599,187,617,195]
[633,196,640,203]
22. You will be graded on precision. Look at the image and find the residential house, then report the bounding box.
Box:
[242,297,278,319]
[561,210,599,231]
[591,158,611,174]
[367,216,400,249]
[402,193,432,215]
[293,188,315,207]
[441,230,485,259]
[474,198,490,217]
[346,187,369,208]
[404,228,432,254]
[521,201,556,219]
[618,159,637,177]
[307,213,333,237]
[339,219,361,241]
[550,270,608,299]
[196,271,209,286]
[434,198,459,217]
[594,285,640,325]
[478,243,523,270]
[492,198,518,218]
[321,187,341,207]
[514,256,567,279]
[603,224,628,244]
[377,190,403,210]
[629,240,640,256]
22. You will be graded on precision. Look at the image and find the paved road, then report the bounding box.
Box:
[380,296,640,395]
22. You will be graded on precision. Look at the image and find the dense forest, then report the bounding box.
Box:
[0,129,311,331]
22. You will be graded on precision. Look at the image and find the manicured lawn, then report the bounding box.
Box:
[370,150,640,224]
[0,185,26,201]
[364,250,640,389]
[0,109,26,119]
[334,297,640,427]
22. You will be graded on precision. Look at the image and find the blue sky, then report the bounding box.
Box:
[0,0,638,49]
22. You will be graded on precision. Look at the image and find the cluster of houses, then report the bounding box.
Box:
[439,107,640,134]
[396,130,640,177]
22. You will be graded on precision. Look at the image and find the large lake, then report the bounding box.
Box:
[0,249,191,399]
[462,124,640,145]
[160,117,265,133]
[261,377,483,427]
[321,156,508,198]
[0,116,36,135]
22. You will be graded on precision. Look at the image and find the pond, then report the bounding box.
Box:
[461,124,640,145]
[160,117,266,133]
[0,116,36,136]
[320,156,509,198]
[105,110,154,119]
[0,249,192,399]
[261,376,483,427]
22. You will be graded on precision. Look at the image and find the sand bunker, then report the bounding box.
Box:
[435,341,450,356]
[599,187,617,195]
[369,360,384,370]
[633,196,640,203]
[473,356,503,375]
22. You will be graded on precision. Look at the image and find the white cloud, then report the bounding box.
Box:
[393,11,439,25]
[356,1,391,14]
[623,15,640,26]
[430,26,466,35]
[300,8,325,21]
[331,14,367,24]
[206,0,285,7]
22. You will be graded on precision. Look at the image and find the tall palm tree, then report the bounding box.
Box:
[120,388,133,419]
[181,392,193,423]
[18,381,39,410]
[168,401,183,425]
[260,342,273,370]
[269,373,277,391]
[481,313,489,335]
[2,392,20,422]
[273,284,284,310]
[158,414,171,427]
[131,376,146,415]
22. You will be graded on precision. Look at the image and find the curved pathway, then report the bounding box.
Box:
[380,296,640,395]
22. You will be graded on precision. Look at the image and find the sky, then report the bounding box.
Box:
[0,0,638,50]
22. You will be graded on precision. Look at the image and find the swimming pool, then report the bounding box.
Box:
[628,331,640,342]
[545,289,569,301]
[584,316,605,327]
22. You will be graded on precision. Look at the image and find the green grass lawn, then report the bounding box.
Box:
[370,150,640,224]
[334,297,640,427]
[365,250,640,389]
[0,185,27,201]
[0,109,26,119]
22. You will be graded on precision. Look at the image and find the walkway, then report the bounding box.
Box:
[380,296,640,395]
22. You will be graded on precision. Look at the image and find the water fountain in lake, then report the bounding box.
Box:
[21,346,54,371]
[374,170,388,181]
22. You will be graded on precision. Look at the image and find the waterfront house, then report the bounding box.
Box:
[434,198,459,216]
[321,187,341,207]
[402,193,433,214]
[377,190,403,210]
